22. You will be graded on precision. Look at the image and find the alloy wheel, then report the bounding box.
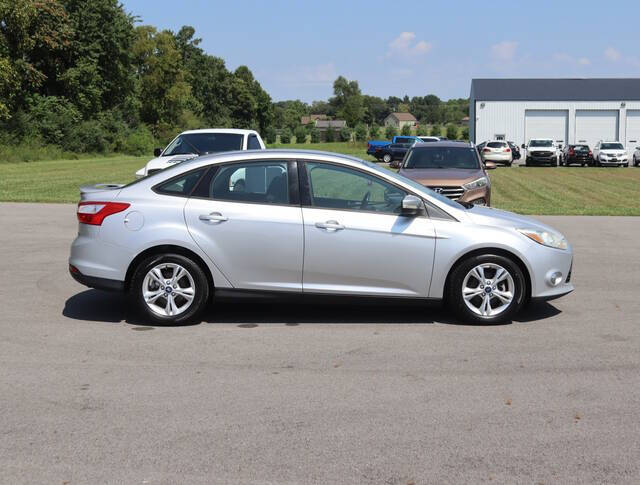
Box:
[142,263,195,317]
[461,263,514,317]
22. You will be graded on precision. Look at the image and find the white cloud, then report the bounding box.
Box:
[387,32,433,58]
[491,41,518,62]
[604,47,621,61]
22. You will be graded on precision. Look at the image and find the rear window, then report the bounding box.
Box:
[574,145,589,150]
[404,147,480,170]
[164,133,244,156]
[487,142,507,148]
[395,137,414,144]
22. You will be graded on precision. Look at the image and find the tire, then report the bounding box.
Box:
[383,154,392,163]
[507,162,512,167]
[447,253,526,324]
[129,253,210,325]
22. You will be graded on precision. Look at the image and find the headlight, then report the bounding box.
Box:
[517,228,568,250]
[463,176,488,190]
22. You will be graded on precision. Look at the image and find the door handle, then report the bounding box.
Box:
[315,220,344,231]
[199,212,228,223]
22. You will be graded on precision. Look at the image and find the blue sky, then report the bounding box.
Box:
[122,0,640,102]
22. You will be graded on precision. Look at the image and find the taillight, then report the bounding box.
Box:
[588,150,593,155]
[505,148,511,152]
[483,148,491,152]
[77,201,130,225]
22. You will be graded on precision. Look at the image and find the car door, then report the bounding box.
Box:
[184,159,303,292]
[300,160,436,297]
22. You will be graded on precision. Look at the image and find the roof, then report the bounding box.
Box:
[387,112,417,121]
[301,114,328,124]
[180,128,259,135]
[315,120,346,129]
[414,140,472,148]
[471,78,640,101]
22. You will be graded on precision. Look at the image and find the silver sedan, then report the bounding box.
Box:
[69,150,574,325]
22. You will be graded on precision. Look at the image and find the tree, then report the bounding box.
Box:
[461,126,470,140]
[279,127,291,144]
[401,124,411,136]
[416,124,429,136]
[325,126,335,142]
[354,123,367,142]
[385,125,397,140]
[431,123,442,137]
[294,125,306,144]
[446,123,459,140]
[339,126,352,142]
[369,123,380,139]
[264,126,276,144]
[362,95,390,125]
[310,128,320,143]
[329,76,364,127]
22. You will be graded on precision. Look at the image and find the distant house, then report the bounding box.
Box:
[300,114,329,125]
[460,116,470,126]
[384,112,417,129]
[315,120,347,141]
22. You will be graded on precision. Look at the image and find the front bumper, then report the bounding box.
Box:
[527,154,557,165]
[598,158,628,166]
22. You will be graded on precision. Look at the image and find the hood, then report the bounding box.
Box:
[398,168,485,186]
[599,148,627,155]
[466,205,560,234]
[135,154,199,177]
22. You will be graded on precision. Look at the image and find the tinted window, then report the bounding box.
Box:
[164,133,244,156]
[529,140,553,147]
[487,142,507,148]
[601,143,624,150]
[395,137,413,144]
[208,161,289,205]
[247,134,262,150]
[404,147,480,170]
[306,162,407,214]
[155,169,206,196]
[573,145,589,151]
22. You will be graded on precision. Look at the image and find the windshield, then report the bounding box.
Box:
[529,140,553,147]
[403,146,480,170]
[163,133,244,156]
[361,159,464,210]
[601,143,624,150]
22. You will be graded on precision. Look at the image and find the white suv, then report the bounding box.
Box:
[593,141,629,167]
[135,129,265,178]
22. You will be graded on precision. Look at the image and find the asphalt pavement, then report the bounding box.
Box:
[1,203,639,484]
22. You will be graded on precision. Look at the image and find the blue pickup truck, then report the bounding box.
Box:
[366,135,421,157]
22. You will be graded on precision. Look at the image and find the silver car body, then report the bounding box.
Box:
[70,150,574,302]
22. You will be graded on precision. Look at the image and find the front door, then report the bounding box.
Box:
[184,160,303,292]
[300,161,436,297]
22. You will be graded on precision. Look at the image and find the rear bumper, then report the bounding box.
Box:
[69,265,125,292]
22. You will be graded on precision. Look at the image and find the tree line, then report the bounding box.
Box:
[0,0,469,157]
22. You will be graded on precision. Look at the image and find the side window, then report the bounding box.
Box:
[305,162,407,214]
[247,134,262,150]
[154,168,206,197]
[207,161,289,205]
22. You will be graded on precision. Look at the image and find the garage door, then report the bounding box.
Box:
[575,110,619,149]
[525,110,568,145]
[626,110,640,150]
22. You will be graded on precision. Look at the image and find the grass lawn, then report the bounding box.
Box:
[1,143,639,215]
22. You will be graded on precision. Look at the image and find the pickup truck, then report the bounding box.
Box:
[366,135,420,157]
[135,128,265,178]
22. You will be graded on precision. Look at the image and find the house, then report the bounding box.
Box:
[314,120,347,141]
[470,78,640,149]
[300,114,328,125]
[384,112,417,129]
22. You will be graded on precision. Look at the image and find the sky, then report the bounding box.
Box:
[122,0,640,102]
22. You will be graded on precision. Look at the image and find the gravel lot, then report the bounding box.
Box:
[1,203,639,484]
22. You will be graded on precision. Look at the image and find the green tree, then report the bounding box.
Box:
[446,123,458,140]
[329,76,364,127]
[294,125,306,144]
[385,124,397,140]
[279,127,292,144]
[416,124,429,136]
[264,126,276,144]
[310,128,320,143]
[369,123,380,139]
[431,124,442,137]
[339,126,352,142]
[325,126,335,142]
[354,123,367,142]
[401,124,411,136]
[461,126,470,140]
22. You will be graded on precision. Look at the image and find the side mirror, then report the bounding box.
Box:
[400,195,425,217]
[153,148,163,157]
[484,161,497,170]
[521,144,526,149]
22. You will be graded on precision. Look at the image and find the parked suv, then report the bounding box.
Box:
[524,139,558,167]
[561,144,593,166]
[593,141,629,167]
[398,141,494,206]
[480,141,513,166]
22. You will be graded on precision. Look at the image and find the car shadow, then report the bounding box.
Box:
[63,289,562,327]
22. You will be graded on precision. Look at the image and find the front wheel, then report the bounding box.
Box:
[447,254,526,324]
[129,253,210,325]
[382,154,392,163]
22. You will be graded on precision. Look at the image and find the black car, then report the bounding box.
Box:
[375,142,413,167]
[561,144,593,166]
[507,141,521,160]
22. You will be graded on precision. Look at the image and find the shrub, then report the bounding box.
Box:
[446,124,459,140]
[384,125,397,140]
[264,127,277,144]
[310,128,320,143]
[24,95,81,146]
[64,120,109,153]
[461,127,470,141]
[294,125,307,144]
[122,125,156,155]
[339,127,352,142]
[430,124,442,137]
[280,128,292,144]
[325,127,335,142]
[416,124,429,136]
[354,124,367,142]
[401,124,411,136]
[369,123,380,139]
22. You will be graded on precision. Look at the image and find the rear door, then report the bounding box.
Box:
[184,160,303,292]
[299,160,436,297]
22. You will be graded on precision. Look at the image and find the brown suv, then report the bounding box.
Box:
[398,141,494,206]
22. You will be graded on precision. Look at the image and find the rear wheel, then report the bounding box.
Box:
[383,154,392,163]
[129,253,210,325]
[447,254,526,324]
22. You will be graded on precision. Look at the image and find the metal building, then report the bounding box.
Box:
[470,78,640,149]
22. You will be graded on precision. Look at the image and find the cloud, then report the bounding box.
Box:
[552,52,591,66]
[578,57,591,66]
[491,41,518,61]
[604,47,621,61]
[387,32,433,58]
